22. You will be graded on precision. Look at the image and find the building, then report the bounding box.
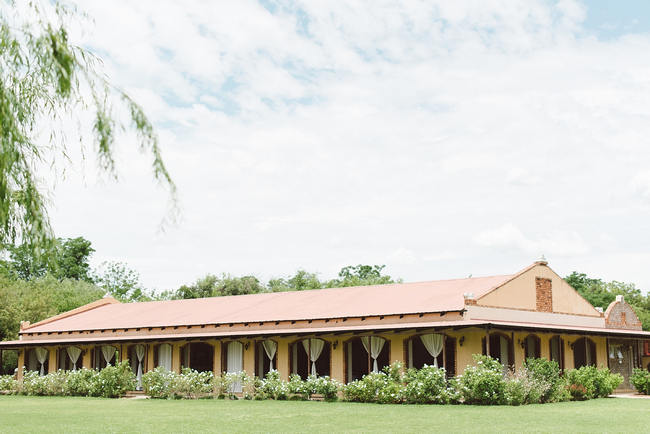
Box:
[2,260,649,392]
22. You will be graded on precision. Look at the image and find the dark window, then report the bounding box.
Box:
[524,335,541,360]
[345,337,389,383]
[549,336,564,370]
[573,338,596,368]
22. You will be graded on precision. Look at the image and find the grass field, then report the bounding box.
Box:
[0,396,647,433]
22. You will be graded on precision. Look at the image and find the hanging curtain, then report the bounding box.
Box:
[135,345,146,390]
[158,344,172,371]
[101,346,116,367]
[227,342,243,393]
[361,336,385,373]
[262,340,277,371]
[66,347,82,371]
[302,339,325,375]
[420,334,444,367]
[34,347,48,376]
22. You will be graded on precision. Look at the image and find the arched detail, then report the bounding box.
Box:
[57,346,83,371]
[523,334,541,360]
[181,342,214,373]
[481,332,514,369]
[548,335,564,370]
[289,338,331,379]
[405,333,456,377]
[154,343,173,371]
[344,335,390,383]
[93,345,118,370]
[573,337,596,368]
[27,348,49,375]
[255,339,278,378]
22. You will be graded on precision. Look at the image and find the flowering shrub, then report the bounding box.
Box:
[143,367,212,399]
[631,368,650,395]
[287,374,309,400]
[258,370,289,400]
[564,366,622,400]
[403,365,454,404]
[305,375,341,401]
[95,362,137,398]
[457,355,507,405]
[66,368,99,396]
[0,375,17,393]
[522,358,566,403]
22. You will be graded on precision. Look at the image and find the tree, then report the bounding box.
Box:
[268,270,322,292]
[93,261,149,302]
[565,271,650,331]
[0,236,94,281]
[328,264,398,287]
[0,2,175,253]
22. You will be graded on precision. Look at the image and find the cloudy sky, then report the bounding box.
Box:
[42,0,650,291]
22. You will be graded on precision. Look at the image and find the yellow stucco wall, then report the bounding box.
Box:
[478,264,601,316]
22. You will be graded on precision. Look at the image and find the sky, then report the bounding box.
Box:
[33,0,650,292]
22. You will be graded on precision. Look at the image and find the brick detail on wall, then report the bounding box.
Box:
[535,277,552,312]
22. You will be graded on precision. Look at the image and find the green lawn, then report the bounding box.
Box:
[0,396,647,433]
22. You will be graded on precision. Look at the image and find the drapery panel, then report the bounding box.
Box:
[34,347,48,376]
[66,346,82,371]
[158,344,172,371]
[227,341,243,393]
[361,336,386,373]
[420,334,444,367]
[262,340,277,371]
[302,339,325,375]
[101,345,116,366]
[135,345,146,390]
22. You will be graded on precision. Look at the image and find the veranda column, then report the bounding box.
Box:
[389,335,406,370]
[81,346,92,369]
[276,338,289,381]
[243,341,255,376]
[329,338,345,383]
[146,344,155,372]
[171,343,181,373]
[48,347,57,373]
[212,340,222,375]
[16,349,25,380]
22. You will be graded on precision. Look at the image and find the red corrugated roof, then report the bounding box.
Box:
[21,274,513,333]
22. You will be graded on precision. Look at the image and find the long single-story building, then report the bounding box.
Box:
[2,260,649,392]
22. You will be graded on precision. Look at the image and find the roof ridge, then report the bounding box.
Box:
[21,297,120,332]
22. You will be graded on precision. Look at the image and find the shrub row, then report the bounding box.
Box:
[0,361,135,398]
[0,356,628,403]
[142,367,341,401]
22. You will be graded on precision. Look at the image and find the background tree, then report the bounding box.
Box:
[0,2,175,255]
[93,261,149,302]
[565,271,650,331]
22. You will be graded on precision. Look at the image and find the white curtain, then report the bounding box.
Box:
[101,345,116,367]
[158,344,172,371]
[135,345,146,390]
[302,339,325,375]
[361,336,385,373]
[420,334,444,367]
[227,342,243,393]
[262,340,277,371]
[35,347,48,376]
[67,347,82,371]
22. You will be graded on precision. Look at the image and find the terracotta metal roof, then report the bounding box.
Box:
[21,274,513,333]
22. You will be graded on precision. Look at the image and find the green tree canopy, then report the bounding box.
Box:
[565,271,650,331]
[1,236,94,281]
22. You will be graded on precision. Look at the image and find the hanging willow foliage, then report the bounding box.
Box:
[0,1,177,252]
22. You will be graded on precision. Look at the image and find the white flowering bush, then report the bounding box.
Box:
[0,374,17,393]
[342,364,405,404]
[457,355,507,405]
[403,365,454,404]
[305,375,341,401]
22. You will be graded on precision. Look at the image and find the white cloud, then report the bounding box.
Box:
[22,0,650,291]
[475,223,589,257]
